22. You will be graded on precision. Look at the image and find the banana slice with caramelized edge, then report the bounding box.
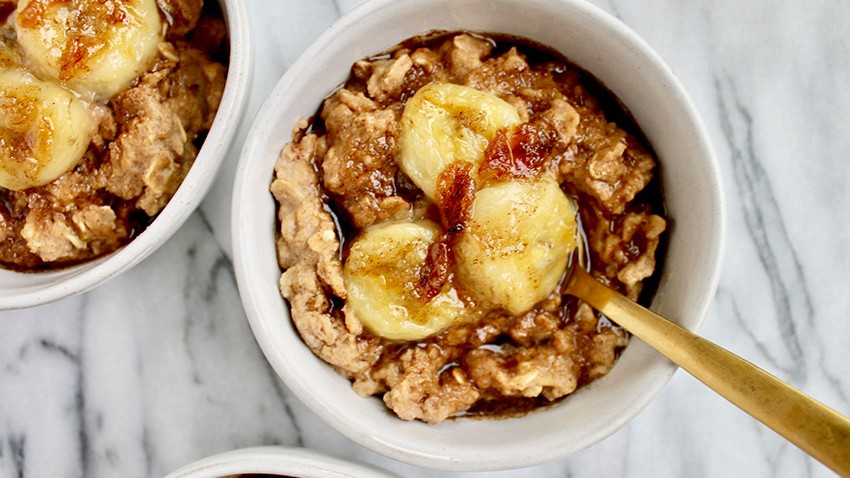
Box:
[0,68,96,190]
[343,219,470,341]
[455,180,577,315]
[15,0,163,100]
[398,83,521,200]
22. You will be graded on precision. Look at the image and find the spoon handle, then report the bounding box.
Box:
[567,267,850,476]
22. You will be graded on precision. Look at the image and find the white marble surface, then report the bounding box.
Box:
[2,0,849,477]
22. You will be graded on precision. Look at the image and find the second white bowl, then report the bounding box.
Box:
[164,447,399,478]
[0,0,253,310]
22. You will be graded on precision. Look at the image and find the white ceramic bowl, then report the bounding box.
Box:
[233,0,725,471]
[164,447,399,478]
[0,0,253,310]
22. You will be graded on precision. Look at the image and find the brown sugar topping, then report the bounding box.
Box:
[479,123,552,182]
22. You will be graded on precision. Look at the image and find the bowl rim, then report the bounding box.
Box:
[0,0,254,310]
[164,446,400,478]
[233,0,726,471]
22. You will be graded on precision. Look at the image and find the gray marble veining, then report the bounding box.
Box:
[2,1,849,477]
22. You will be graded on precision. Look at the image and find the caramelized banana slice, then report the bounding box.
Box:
[456,180,577,315]
[398,83,521,199]
[15,0,163,99]
[344,220,469,341]
[0,68,96,190]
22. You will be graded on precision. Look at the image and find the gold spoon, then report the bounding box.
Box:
[565,265,850,476]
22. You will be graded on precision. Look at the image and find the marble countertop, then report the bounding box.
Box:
[2,0,849,477]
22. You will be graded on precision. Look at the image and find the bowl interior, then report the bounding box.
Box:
[0,0,253,310]
[234,0,724,471]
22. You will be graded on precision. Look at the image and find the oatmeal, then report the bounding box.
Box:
[0,0,227,270]
[272,33,666,423]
